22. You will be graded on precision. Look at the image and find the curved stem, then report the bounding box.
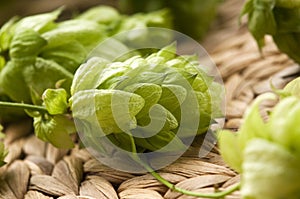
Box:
[0,101,47,113]
[128,134,240,198]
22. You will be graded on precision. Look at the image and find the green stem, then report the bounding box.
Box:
[128,135,240,198]
[0,101,47,113]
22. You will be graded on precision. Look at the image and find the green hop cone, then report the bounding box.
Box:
[71,44,223,154]
[242,139,300,199]
[241,0,300,63]
[219,92,300,199]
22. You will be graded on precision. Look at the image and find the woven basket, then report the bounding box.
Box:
[0,0,299,198]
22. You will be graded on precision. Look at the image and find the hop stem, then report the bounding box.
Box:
[0,101,48,113]
[128,134,240,198]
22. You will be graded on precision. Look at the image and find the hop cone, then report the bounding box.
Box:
[241,0,300,63]
[71,44,223,153]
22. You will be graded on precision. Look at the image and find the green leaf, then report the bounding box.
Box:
[23,57,73,99]
[241,0,277,49]
[14,8,62,33]
[9,29,47,60]
[0,16,18,52]
[40,41,87,73]
[218,130,242,173]
[239,0,254,23]
[88,36,132,63]
[0,61,31,102]
[71,89,145,135]
[29,87,43,105]
[114,9,173,47]
[76,5,121,25]
[33,114,75,149]
[242,139,300,199]
[42,19,106,51]
[250,9,276,48]
[42,88,68,115]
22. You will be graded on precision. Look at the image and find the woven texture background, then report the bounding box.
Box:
[0,0,299,198]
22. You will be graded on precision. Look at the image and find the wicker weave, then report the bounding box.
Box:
[0,0,299,198]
